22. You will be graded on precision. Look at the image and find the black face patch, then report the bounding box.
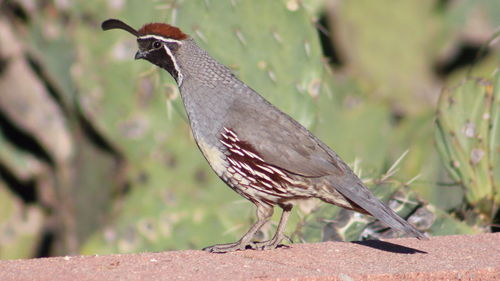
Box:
[137,38,180,82]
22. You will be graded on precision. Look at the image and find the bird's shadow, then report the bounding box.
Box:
[351,240,427,254]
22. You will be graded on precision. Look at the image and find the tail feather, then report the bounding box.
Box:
[332,176,428,240]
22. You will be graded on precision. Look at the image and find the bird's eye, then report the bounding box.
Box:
[153,41,162,48]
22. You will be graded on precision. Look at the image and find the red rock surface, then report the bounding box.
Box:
[0,233,499,280]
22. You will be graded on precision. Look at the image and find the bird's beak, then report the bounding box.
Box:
[134,51,145,60]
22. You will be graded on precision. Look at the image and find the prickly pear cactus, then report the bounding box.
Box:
[435,70,500,224]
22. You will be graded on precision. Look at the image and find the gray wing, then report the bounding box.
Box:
[226,92,346,178]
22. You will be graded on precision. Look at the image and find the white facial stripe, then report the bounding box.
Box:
[162,44,183,86]
[137,35,184,86]
[137,35,182,45]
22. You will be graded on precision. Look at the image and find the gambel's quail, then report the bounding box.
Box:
[102,19,427,253]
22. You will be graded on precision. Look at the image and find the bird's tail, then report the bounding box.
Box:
[331,176,428,240]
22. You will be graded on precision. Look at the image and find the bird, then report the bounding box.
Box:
[101,19,428,253]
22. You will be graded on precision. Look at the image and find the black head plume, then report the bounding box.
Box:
[101,19,139,37]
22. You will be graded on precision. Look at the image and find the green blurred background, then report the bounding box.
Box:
[0,0,498,259]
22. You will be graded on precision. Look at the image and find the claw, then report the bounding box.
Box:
[252,241,288,251]
[202,241,253,253]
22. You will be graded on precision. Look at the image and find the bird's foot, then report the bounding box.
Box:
[202,238,290,253]
[250,235,290,251]
[202,241,253,253]
[203,236,290,253]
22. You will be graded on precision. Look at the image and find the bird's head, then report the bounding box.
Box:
[101,19,188,85]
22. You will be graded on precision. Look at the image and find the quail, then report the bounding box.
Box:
[102,19,427,253]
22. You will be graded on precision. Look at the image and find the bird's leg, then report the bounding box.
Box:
[252,204,292,250]
[202,204,273,253]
